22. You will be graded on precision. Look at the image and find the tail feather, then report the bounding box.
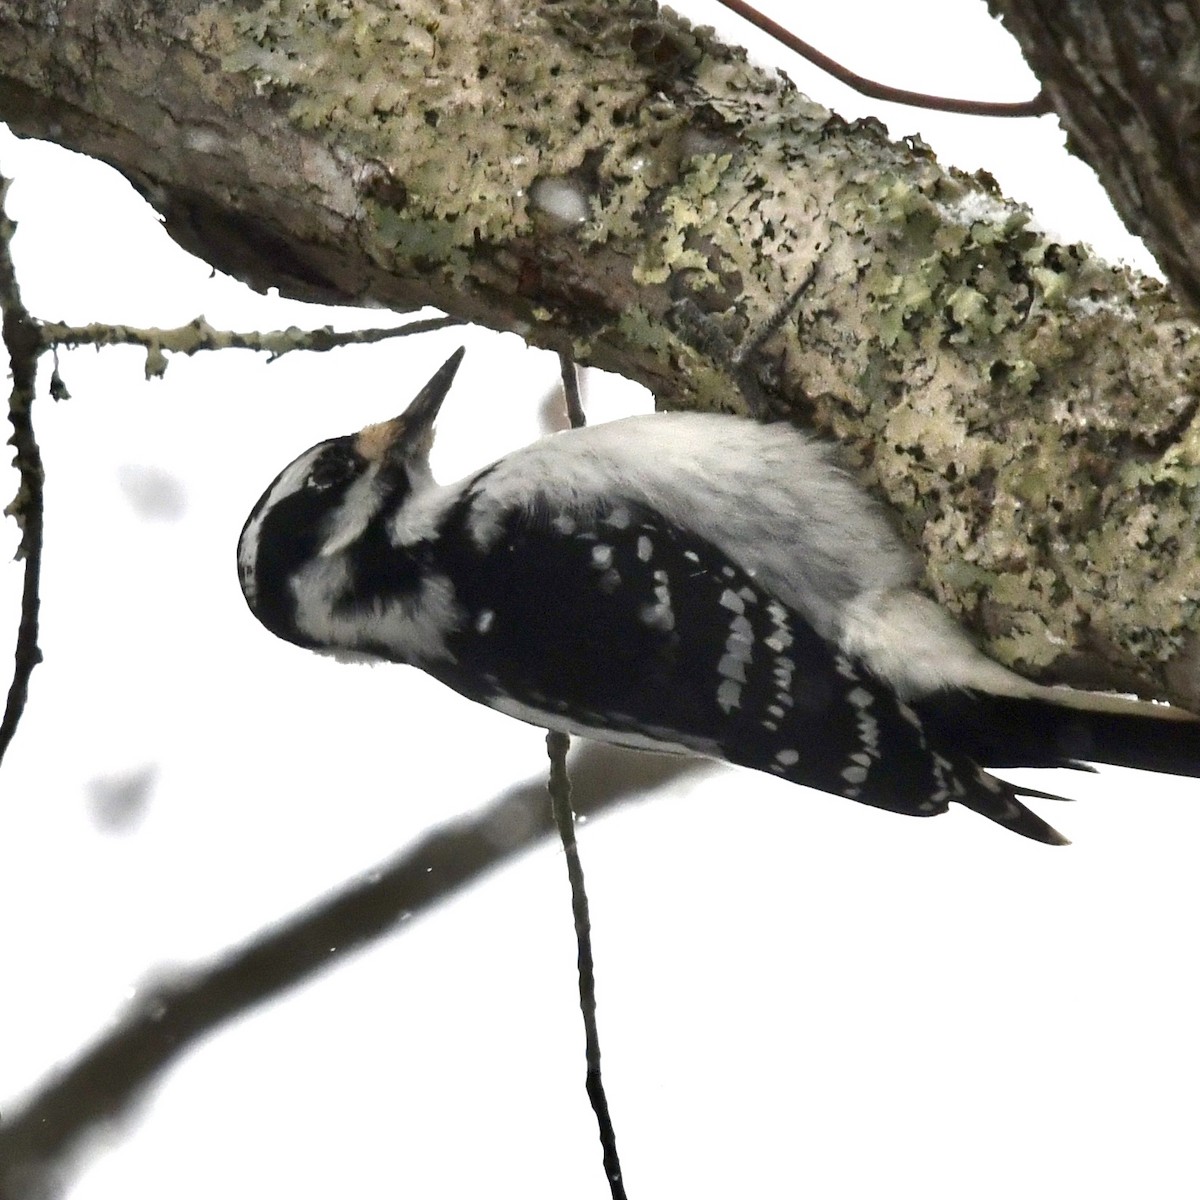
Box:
[955,773,1071,845]
[911,688,1200,778]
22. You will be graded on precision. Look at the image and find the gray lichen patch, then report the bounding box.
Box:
[860,182,1200,685]
[631,151,732,287]
[198,0,708,275]
[687,99,1200,691]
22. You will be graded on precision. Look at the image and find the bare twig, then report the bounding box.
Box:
[548,356,627,1197]
[40,313,463,379]
[0,175,45,772]
[0,745,701,1199]
[558,351,587,428]
[547,732,628,1200]
[713,0,1052,117]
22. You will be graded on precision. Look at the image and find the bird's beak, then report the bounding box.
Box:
[355,347,466,464]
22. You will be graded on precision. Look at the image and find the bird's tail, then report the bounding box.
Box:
[897,686,1198,845]
[912,686,1200,780]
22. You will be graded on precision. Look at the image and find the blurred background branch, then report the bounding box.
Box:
[0,743,705,1199]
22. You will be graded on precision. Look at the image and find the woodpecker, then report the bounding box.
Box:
[238,349,1200,843]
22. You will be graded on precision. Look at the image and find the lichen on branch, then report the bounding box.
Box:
[2,0,1200,705]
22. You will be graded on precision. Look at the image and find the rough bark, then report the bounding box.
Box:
[990,1,1200,314]
[2,0,1200,707]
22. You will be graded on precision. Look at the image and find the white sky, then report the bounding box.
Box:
[1,3,1197,1198]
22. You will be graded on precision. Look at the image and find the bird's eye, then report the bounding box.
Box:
[308,447,360,492]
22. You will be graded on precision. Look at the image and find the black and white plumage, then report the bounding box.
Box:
[238,349,1200,844]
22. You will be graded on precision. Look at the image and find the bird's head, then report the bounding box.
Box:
[237,347,464,649]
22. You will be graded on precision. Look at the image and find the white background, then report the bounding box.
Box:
[2,2,1198,1197]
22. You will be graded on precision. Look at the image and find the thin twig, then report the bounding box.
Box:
[548,358,627,1197]
[547,732,628,1200]
[713,0,1052,117]
[0,174,46,772]
[40,313,463,378]
[558,351,587,428]
[0,746,698,1199]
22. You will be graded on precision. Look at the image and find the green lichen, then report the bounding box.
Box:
[946,284,986,328]
[197,0,693,264]
[807,142,1200,685]
[632,152,731,286]
[990,610,1067,670]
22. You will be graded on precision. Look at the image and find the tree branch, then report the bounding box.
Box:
[989,2,1200,314]
[0,744,704,1200]
[3,0,1197,705]
[547,731,628,1200]
[545,364,627,1199]
[40,313,463,378]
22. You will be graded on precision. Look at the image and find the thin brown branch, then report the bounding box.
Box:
[548,358,626,1198]
[713,0,1052,117]
[547,732,627,1200]
[0,174,45,772]
[558,351,587,428]
[40,313,464,378]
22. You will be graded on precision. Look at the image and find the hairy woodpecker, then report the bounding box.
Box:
[238,349,1200,844]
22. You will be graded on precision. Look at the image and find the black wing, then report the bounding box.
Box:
[419,485,1066,843]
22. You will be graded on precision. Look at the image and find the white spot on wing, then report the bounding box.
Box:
[640,603,675,632]
[856,711,880,751]
[719,588,744,615]
[834,654,859,681]
[718,654,747,683]
[728,614,753,644]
